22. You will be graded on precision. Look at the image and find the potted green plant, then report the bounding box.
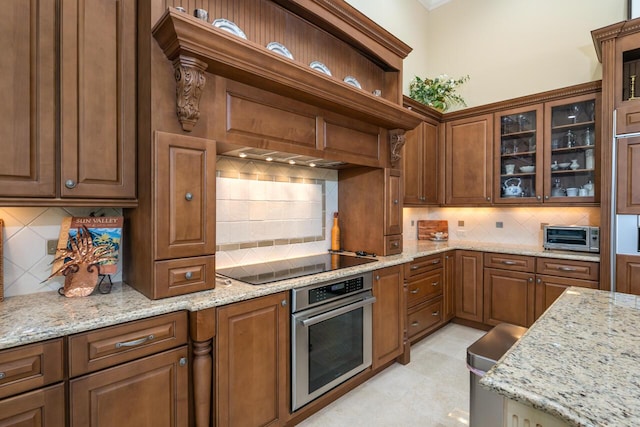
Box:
[409,74,469,112]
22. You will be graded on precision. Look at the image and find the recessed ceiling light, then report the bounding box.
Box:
[238,152,247,158]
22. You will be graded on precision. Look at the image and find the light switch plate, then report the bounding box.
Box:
[46,240,58,255]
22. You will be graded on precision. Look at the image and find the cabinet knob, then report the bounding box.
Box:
[281,299,287,307]
[375,275,380,281]
[65,179,76,189]
[537,195,542,200]
[0,372,4,380]
[486,197,491,202]
[537,278,541,284]
[544,195,549,200]
[393,199,399,205]
[528,277,533,282]
[392,242,399,248]
[179,357,187,367]
[185,192,193,201]
[185,271,193,280]
[420,196,426,201]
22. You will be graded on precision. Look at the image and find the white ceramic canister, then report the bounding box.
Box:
[585,149,594,170]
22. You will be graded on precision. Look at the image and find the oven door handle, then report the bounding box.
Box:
[299,296,376,327]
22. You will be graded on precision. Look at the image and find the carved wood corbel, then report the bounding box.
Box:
[389,129,406,165]
[173,56,208,131]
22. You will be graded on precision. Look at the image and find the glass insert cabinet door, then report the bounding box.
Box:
[544,95,597,201]
[495,105,543,203]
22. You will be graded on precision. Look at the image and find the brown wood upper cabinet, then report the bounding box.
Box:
[124,132,216,299]
[403,120,442,205]
[617,136,640,213]
[0,0,136,204]
[445,114,493,205]
[339,168,403,255]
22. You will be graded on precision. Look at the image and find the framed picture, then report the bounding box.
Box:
[630,0,640,19]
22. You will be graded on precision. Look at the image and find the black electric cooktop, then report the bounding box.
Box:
[216,253,377,285]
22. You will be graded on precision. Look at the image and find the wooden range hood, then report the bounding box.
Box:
[151,5,423,166]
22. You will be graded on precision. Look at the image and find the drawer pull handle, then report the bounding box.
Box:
[431,260,440,265]
[558,266,576,272]
[185,271,193,280]
[432,281,439,287]
[501,260,517,265]
[411,321,419,327]
[410,265,419,270]
[410,289,420,294]
[116,334,155,349]
[432,311,440,316]
[392,242,399,248]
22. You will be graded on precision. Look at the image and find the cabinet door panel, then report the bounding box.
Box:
[616,254,640,295]
[69,347,189,427]
[455,251,484,322]
[617,137,640,214]
[0,384,65,427]
[155,132,216,260]
[484,269,534,328]
[535,275,598,319]
[60,0,136,198]
[372,266,404,369]
[445,114,493,205]
[0,0,55,197]
[217,292,289,427]
[402,124,424,205]
[385,169,402,235]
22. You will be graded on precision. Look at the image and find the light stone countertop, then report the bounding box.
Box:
[480,287,640,427]
[0,240,598,351]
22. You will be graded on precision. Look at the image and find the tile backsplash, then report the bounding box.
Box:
[404,206,600,245]
[215,156,338,269]
[1,207,123,298]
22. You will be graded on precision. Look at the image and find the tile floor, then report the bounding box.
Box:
[297,323,487,427]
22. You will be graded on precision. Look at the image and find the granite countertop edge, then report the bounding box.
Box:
[0,241,599,350]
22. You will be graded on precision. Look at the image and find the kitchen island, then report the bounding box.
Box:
[481,287,640,426]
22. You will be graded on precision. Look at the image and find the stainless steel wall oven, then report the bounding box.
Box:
[291,272,376,411]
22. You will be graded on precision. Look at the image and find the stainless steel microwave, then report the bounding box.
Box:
[543,225,600,253]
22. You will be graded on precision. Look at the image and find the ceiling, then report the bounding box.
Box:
[418,0,452,11]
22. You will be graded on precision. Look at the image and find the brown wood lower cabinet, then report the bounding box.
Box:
[455,251,484,323]
[216,292,289,427]
[0,383,65,427]
[616,254,640,295]
[484,268,535,328]
[372,265,405,369]
[69,347,189,427]
[535,275,599,318]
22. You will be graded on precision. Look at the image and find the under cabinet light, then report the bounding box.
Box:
[238,152,247,158]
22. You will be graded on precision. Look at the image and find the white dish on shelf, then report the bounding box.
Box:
[519,165,535,173]
[309,61,332,76]
[343,76,362,89]
[558,162,571,169]
[212,19,247,39]
[266,42,294,59]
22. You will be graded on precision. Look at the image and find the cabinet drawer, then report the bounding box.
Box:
[0,339,63,399]
[68,311,188,378]
[407,270,443,307]
[536,258,599,281]
[405,253,444,278]
[385,235,402,255]
[408,297,443,339]
[154,255,216,299]
[484,253,535,272]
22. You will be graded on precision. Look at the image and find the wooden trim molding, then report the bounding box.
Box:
[152,8,422,131]
[173,56,207,131]
[389,129,406,165]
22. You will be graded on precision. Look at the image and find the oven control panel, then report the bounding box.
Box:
[308,277,364,304]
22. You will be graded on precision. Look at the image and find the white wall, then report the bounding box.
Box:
[346,0,627,108]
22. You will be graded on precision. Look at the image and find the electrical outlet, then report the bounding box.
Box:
[457,229,466,238]
[46,240,58,255]
[411,220,415,226]
[458,220,465,227]
[496,221,503,229]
